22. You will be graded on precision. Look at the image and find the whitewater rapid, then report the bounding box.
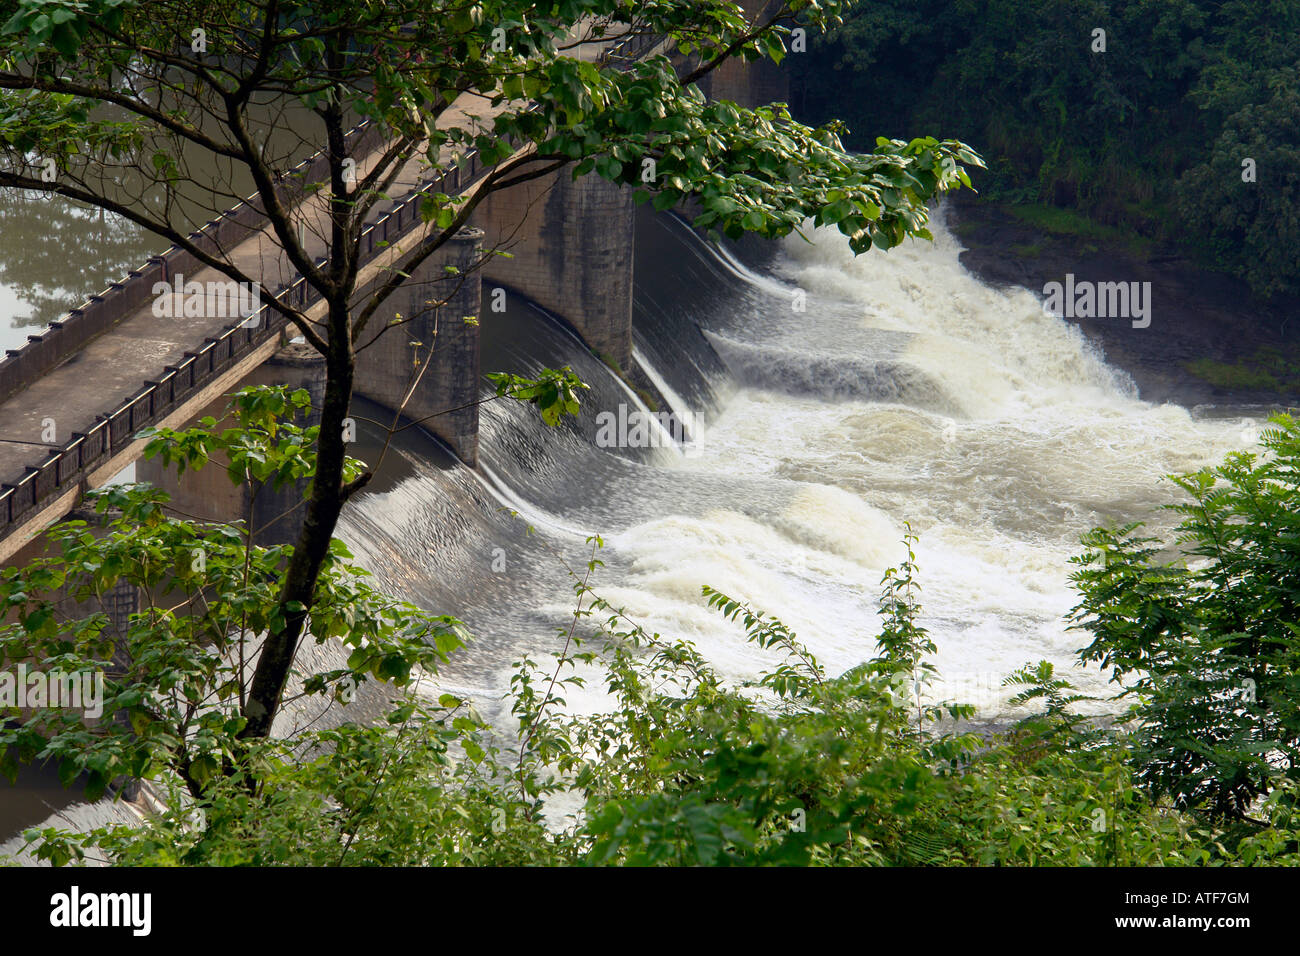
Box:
[341,206,1262,721]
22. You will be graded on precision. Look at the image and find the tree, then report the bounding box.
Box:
[1071,415,1300,819]
[1175,67,1300,298]
[0,0,978,752]
[1,387,469,835]
[794,0,1300,296]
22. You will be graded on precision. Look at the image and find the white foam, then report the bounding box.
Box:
[576,211,1264,717]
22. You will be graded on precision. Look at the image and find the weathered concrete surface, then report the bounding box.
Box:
[354,228,484,464]
[468,7,786,368]
[473,168,636,368]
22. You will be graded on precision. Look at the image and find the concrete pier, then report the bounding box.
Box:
[704,0,791,109]
[353,226,484,465]
[473,171,635,370]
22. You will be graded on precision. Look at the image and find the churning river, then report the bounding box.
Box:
[339,204,1262,721]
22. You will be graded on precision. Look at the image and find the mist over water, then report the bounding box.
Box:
[339,205,1261,722]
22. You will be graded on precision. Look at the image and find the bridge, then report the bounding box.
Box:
[0,8,785,566]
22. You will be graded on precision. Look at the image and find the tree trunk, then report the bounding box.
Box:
[239,296,355,739]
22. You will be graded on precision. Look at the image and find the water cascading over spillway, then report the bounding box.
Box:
[3,198,1270,857]
[337,204,1263,722]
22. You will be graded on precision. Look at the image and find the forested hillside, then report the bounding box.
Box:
[793,0,1300,298]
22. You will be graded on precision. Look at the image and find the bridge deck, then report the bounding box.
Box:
[0,84,509,459]
[0,133,417,475]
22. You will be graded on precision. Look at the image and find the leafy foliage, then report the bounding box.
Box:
[1071,414,1300,819]
[12,408,1300,867]
[0,1,980,263]
[486,367,589,427]
[0,387,465,808]
[10,494,1292,865]
[0,0,980,743]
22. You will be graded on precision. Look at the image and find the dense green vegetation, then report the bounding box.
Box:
[1185,349,1300,392]
[5,388,1300,866]
[792,0,1300,298]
